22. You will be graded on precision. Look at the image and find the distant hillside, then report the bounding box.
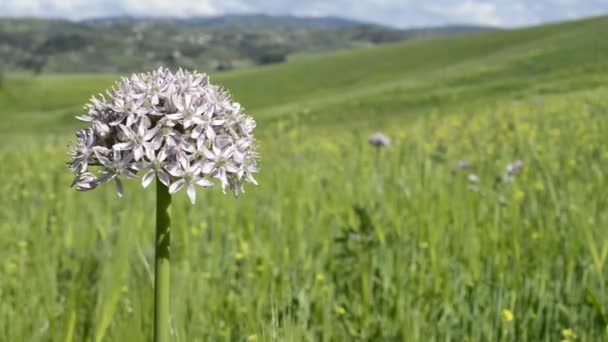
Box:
[0,15,494,73]
[2,15,607,134]
[85,14,368,30]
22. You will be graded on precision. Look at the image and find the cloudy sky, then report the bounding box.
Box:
[1,0,608,28]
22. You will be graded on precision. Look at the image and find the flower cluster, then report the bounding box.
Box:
[506,160,524,176]
[504,160,524,183]
[457,159,471,169]
[69,67,258,203]
[368,132,390,148]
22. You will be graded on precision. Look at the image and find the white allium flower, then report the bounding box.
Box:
[69,67,259,203]
[467,174,479,183]
[506,160,524,176]
[457,159,471,169]
[368,132,390,148]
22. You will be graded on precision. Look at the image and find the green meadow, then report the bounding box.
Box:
[1,16,608,341]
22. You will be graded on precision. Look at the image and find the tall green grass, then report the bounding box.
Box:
[1,90,607,340]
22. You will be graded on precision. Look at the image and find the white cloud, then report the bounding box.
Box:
[0,0,608,27]
[426,0,503,26]
[0,0,244,19]
[1,0,44,16]
[120,0,219,17]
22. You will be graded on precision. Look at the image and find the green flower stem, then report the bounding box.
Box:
[154,178,172,342]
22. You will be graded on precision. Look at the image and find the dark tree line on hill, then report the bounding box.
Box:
[0,16,493,73]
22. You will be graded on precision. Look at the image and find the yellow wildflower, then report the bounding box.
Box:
[514,190,525,202]
[534,182,545,192]
[190,227,200,237]
[336,306,347,316]
[562,328,577,340]
[316,273,325,282]
[501,309,514,322]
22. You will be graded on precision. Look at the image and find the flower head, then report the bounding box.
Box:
[506,160,524,176]
[68,67,259,202]
[562,328,577,341]
[457,159,472,169]
[367,132,390,148]
[501,309,514,322]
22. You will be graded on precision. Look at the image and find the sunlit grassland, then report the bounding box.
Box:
[1,15,608,342]
[1,89,607,341]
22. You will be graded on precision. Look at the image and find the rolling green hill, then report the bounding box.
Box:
[1,15,607,136]
[0,15,492,74]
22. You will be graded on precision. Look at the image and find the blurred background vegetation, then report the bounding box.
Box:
[0,15,492,73]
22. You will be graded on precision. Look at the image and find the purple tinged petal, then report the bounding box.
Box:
[169,179,185,194]
[144,125,160,140]
[142,170,155,188]
[97,156,113,167]
[191,125,203,139]
[145,146,156,161]
[182,142,196,154]
[136,108,150,116]
[137,120,146,136]
[206,126,216,142]
[187,184,196,204]
[175,96,185,112]
[203,147,215,160]
[178,155,189,170]
[214,135,232,149]
[217,170,228,191]
[113,142,133,151]
[191,164,201,175]
[212,144,222,156]
[247,174,258,185]
[158,170,171,187]
[126,114,136,128]
[123,169,138,179]
[120,123,133,138]
[76,115,93,122]
[166,113,183,121]
[109,113,128,126]
[151,135,163,147]
[226,163,239,173]
[167,165,183,178]
[201,161,215,174]
[165,136,177,147]
[148,139,162,151]
[134,147,144,161]
[196,178,214,187]
[158,148,167,162]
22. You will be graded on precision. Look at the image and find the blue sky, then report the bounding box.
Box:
[1,0,608,28]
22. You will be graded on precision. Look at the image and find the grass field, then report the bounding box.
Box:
[1,16,608,341]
